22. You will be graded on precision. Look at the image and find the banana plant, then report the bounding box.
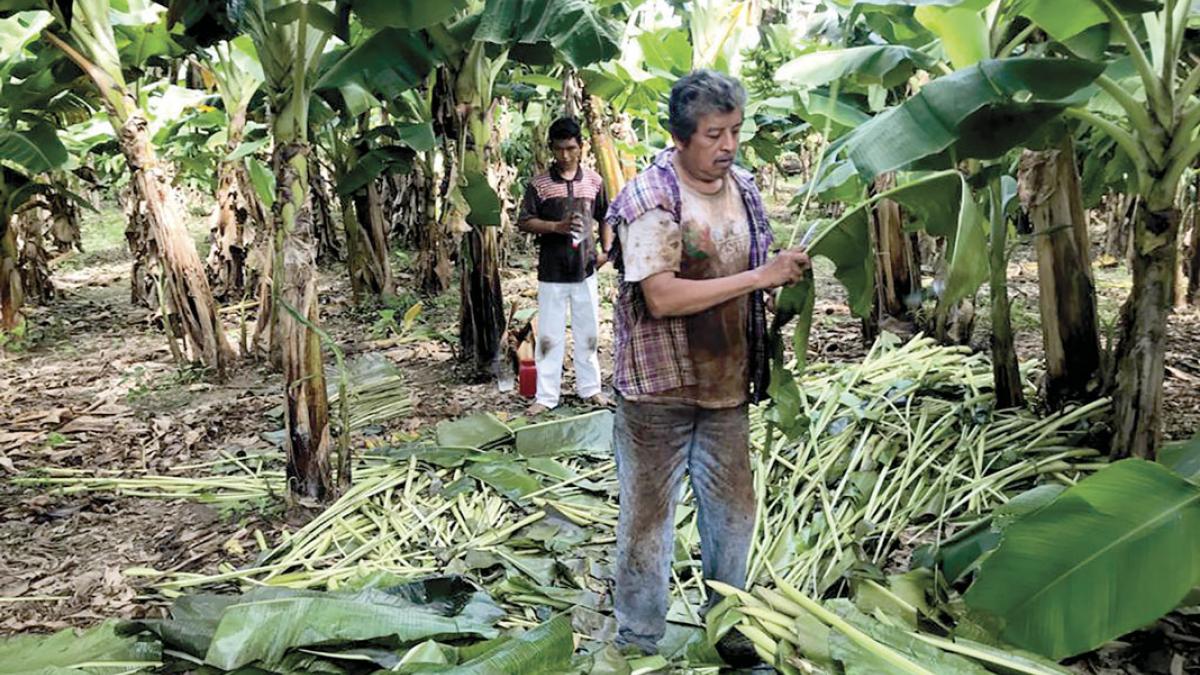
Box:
[1,0,236,373]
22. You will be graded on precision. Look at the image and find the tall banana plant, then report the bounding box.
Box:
[201,36,264,301]
[233,0,338,501]
[4,0,236,372]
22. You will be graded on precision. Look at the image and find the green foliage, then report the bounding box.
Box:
[474,0,622,69]
[965,459,1200,659]
[0,620,161,674]
[775,45,937,90]
[844,58,1105,178]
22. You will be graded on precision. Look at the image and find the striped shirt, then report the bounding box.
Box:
[606,148,773,403]
[518,165,609,283]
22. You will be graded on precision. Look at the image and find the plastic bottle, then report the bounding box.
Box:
[518,359,537,398]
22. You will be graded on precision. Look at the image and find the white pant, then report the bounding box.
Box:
[536,275,602,408]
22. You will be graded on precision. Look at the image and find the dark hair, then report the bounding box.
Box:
[668,69,747,141]
[548,117,583,145]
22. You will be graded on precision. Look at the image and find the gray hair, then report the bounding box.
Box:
[667,70,747,142]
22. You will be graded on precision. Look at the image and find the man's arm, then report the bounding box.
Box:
[518,216,572,236]
[639,249,810,319]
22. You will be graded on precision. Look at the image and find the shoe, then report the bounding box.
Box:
[714,629,764,669]
[526,402,551,416]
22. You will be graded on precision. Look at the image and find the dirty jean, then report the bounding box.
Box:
[613,395,755,653]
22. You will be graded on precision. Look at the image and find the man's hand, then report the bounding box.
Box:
[550,218,575,235]
[596,249,609,268]
[756,248,811,290]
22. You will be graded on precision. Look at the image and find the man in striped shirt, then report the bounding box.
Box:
[517,117,613,415]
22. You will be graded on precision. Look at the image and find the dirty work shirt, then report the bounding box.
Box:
[618,171,751,408]
[518,165,609,283]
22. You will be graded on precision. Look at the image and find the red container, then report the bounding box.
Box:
[518,359,537,398]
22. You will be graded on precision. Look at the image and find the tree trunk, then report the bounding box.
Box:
[15,209,54,305]
[207,107,254,301]
[867,173,920,341]
[310,165,341,264]
[415,152,452,296]
[1018,141,1102,409]
[580,92,626,197]
[47,182,82,253]
[273,139,333,500]
[0,213,22,332]
[122,186,159,309]
[1111,195,1180,459]
[1185,174,1200,305]
[348,179,393,298]
[459,224,505,380]
[118,111,235,373]
[1105,193,1137,260]
[988,177,1024,409]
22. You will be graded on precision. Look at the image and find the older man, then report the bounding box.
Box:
[604,70,810,657]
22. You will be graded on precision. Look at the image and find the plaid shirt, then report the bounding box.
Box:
[606,149,773,403]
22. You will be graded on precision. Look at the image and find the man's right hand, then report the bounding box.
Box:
[756,248,811,289]
[551,218,575,235]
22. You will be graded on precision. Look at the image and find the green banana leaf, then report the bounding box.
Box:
[776,45,937,90]
[1160,433,1200,482]
[637,27,692,77]
[913,3,988,69]
[0,123,67,174]
[462,168,503,227]
[204,580,505,669]
[466,458,543,501]
[828,600,991,675]
[335,146,415,196]
[473,0,622,69]
[445,614,574,674]
[1018,0,1162,42]
[316,28,444,99]
[844,58,1105,179]
[127,594,238,659]
[0,620,161,675]
[436,412,513,449]
[964,459,1200,659]
[514,410,613,457]
[349,0,469,29]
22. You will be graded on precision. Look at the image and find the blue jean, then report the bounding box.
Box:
[613,396,755,653]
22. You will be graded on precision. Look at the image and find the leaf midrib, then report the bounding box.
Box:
[1002,486,1200,617]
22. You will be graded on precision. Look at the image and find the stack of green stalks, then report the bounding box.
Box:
[12,336,1109,645]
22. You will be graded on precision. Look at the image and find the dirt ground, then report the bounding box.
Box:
[1,196,1198,661]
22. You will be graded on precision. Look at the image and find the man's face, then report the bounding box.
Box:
[551,137,581,172]
[674,108,743,182]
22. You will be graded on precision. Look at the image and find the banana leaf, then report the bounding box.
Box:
[1160,433,1200,482]
[316,28,444,99]
[0,620,161,675]
[349,0,469,29]
[126,594,237,659]
[828,600,991,675]
[913,3,988,69]
[0,123,67,174]
[776,45,937,90]
[964,459,1200,659]
[465,459,542,501]
[436,412,513,449]
[445,614,574,674]
[844,58,1105,179]
[473,0,622,69]
[514,410,613,457]
[204,580,505,669]
[462,168,502,226]
[1018,0,1162,42]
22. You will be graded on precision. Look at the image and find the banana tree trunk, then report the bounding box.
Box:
[988,177,1024,409]
[273,135,333,500]
[416,152,452,296]
[459,224,505,380]
[1018,140,1101,409]
[1111,188,1180,459]
[118,110,235,372]
[348,180,393,298]
[16,209,54,305]
[207,106,253,300]
[0,212,22,331]
[310,166,340,264]
[868,173,919,339]
[581,92,626,197]
[47,185,82,253]
[1185,174,1200,305]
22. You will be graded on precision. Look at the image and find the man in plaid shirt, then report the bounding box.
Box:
[604,70,810,661]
